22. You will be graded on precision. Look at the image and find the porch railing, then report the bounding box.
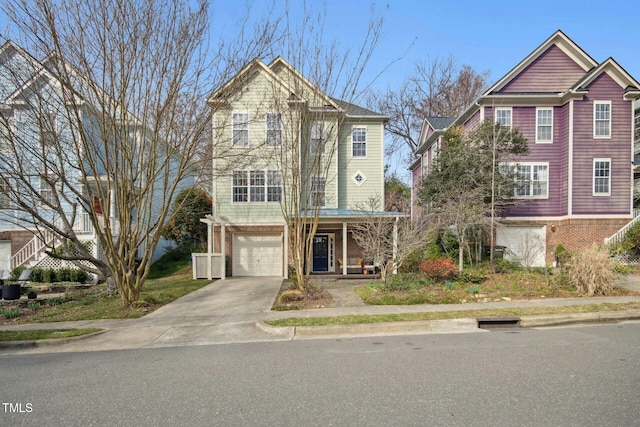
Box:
[10,229,56,270]
[604,210,640,247]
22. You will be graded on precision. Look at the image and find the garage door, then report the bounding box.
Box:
[496,226,546,268]
[232,233,282,276]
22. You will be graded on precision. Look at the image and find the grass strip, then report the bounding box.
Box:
[0,328,103,341]
[264,302,640,327]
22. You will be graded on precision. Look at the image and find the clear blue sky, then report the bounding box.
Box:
[225,0,639,93]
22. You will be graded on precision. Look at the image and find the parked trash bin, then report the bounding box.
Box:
[2,284,20,300]
[484,245,506,260]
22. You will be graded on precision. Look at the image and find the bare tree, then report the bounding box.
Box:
[351,196,429,282]
[0,0,281,306]
[265,4,386,292]
[370,57,489,159]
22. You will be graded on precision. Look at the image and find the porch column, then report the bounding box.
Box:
[342,221,347,275]
[393,216,398,275]
[207,221,213,254]
[220,224,226,280]
[283,224,288,279]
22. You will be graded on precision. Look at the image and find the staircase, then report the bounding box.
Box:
[604,209,640,247]
[10,230,57,270]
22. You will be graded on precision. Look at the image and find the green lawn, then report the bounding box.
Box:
[0,328,103,341]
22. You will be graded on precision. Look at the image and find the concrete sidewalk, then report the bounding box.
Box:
[2,275,640,353]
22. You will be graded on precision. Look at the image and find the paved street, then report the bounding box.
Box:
[1,322,639,426]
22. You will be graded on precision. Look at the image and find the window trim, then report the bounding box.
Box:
[351,126,367,157]
[311,121,327,154]
[39,175,57,208]
[232,169,282,203]
[266,113,282,146]
[232,112,249,146]
[494,107,512,130]
[535,107,553,143]
[593,158,611,196]
[502,162,549,199]
[311,176,326,207]
[40,110,57,149]
[593,101,611,139]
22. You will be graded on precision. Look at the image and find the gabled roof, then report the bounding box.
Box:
[571,57,640,100]
[425,116,455,131]
[485,30,598,96]
[207,57,297,105]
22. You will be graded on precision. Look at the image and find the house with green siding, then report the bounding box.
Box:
[193,57,396,278]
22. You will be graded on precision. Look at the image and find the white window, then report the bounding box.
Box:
[40,110,57,149]
[267,170,282,202]
[233,170,282,203]
[593,159,611,195]
[311,121,326,154]
[502,163,549,198]
[232,170,248,202]
[249,170,265,202]
[232,113,249,146]
[352,126,366,157]
[0,178,10,209]
[40,175,56,207]
[311,176,326,207]
[536,108,553,143]
[266,113,282,146]
[594,101,611,138]
[495,108,512,130]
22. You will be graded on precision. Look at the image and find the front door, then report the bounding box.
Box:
[312,235,329,272]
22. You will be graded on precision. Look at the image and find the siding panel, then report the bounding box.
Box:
[501,45,587,93]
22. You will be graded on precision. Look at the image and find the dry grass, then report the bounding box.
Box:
[563,244,616,296]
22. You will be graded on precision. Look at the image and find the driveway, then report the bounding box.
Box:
[15,276,287,353]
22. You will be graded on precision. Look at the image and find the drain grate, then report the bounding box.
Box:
[477,317,521,329]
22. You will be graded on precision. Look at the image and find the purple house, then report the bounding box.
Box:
[411,30,640,266]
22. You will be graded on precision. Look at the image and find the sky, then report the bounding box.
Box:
[209,0,640,93]
[213,0,639,179]
[1,0,638,179]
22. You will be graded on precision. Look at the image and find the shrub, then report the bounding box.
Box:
[419,257,456,282]
[460,269,487,284]
[621,222,640,254]
[10,266,26,281]
[493,258,521,273]
[381,273,432,291]
[562,243,616,296]
[399,249,427,274]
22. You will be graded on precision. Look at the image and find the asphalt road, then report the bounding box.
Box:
[1,322,639,426]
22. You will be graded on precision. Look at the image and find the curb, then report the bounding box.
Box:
[0,329,106,350]
[520,310,640,327]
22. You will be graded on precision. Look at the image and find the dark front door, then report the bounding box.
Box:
[312,235,329,272]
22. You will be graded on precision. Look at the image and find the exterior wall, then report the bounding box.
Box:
[501,45,588,93]
[337,118,385,209]
[571,73,632,215]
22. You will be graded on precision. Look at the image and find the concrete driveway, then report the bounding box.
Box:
[14,276,288,353]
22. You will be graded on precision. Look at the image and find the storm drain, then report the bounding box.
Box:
[477,317,521,329]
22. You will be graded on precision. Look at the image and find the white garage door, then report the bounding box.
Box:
[232,233,282,276]
[496,226,546,268]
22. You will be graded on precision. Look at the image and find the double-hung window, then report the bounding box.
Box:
[311,121,326,154]
[593,159,611,195]
[0,178,10,209]
[267,170,282,202]
[232,113,249,146]
[536,108,553,143]
[495,108,512,130]
[594,101,611,138]
[233,170,282,203]
[311,176,326,207]
[233,170,248,202]
[502,162,548,198]
[40,175,57,207]
[352,126,366,157]
[266,113,282,146]
[249,170,265,202]
[40,110,57,149]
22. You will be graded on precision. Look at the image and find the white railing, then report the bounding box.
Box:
[10,229,57,269]
[604,211,640,247]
